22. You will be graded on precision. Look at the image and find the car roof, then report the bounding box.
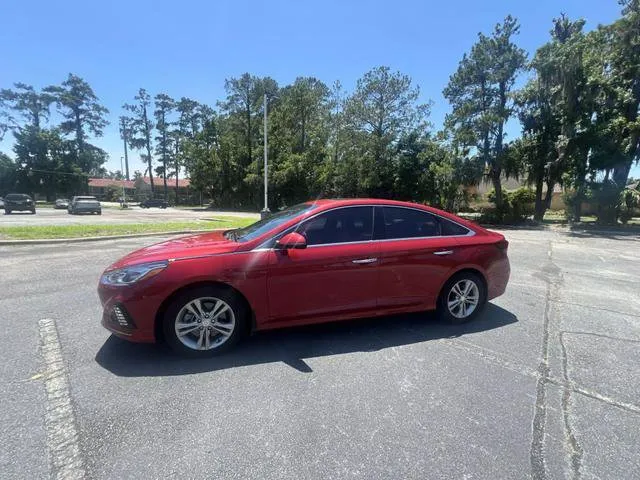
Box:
[305,198,428,208]
[298,198,488,234]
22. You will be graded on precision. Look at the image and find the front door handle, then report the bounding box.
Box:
[433,250,454,256]
[352,258,378,264]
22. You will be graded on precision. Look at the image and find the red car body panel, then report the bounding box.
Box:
[98,199,510,343]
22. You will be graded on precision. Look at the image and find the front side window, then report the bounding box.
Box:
[298,206,374,246]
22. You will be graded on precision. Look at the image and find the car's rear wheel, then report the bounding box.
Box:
[163,286,247,357]
[31,209,36,214]
[438,272,487,324]
[4,209,10,215]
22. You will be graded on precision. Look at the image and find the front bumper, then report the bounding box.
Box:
[98,283,159,343]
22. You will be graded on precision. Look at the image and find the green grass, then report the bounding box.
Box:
[0,217,255,240]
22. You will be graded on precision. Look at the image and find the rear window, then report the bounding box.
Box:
[6,194,30,200]
[76,197,97,201]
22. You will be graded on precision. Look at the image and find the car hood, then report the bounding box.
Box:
[107,230,240,270]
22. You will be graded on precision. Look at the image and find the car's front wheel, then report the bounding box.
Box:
[438,272,487,324]
[4,209,10,215]
[163,286,248,357]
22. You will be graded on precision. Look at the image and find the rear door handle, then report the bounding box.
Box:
[433,250,454,256]
[352,258,378,264]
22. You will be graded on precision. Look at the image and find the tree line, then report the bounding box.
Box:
[1,0,639,223]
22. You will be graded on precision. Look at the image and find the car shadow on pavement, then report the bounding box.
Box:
[95,303,517,377]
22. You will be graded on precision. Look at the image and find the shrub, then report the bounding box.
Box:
[484,187,535,224]
[509,187,535,221]
[619,188,640,224]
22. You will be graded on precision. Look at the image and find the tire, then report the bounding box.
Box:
[97,210,102,215]
[438,271,487,324]
[4,210,10,215]
[31,209,36,214]
[163,286,248,357]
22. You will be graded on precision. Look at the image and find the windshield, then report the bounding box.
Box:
[230,203,316,242]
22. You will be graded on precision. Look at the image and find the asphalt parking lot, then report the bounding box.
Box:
[0,205,258,227]
[0,228,639,479]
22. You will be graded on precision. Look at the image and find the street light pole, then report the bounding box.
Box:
[120,157,126,207]
[261,93,270,219]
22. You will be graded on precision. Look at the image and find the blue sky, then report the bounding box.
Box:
[2,0,637,178]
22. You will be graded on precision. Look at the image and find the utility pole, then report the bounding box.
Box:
[120,117,130,181]
[261,93,270,219]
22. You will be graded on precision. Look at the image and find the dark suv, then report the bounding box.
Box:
[4,194,36,214]
[140,198,169,209]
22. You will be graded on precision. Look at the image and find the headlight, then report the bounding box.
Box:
[100,261,168,286]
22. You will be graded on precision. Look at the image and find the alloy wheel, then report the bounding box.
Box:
[174,297,236,351]
[446,279,480,319]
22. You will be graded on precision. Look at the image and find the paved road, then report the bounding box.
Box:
[0,228,639,479]
[0,205,258,227]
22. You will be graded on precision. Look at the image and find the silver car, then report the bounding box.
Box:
[55,198,70,209]
[68,196,102,215]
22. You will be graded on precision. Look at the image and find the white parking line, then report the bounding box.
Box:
[38,318,86,480]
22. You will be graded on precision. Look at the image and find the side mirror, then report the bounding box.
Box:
[276,232,307,250]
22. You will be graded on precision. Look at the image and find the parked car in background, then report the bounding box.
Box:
[55,198,70,209]
[98,198,511,357]
[140,198,169,209]
[68,196,101,215]
[4,193,36,214]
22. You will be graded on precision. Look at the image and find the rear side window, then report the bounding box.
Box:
[298,206,373,245]
[381,207,471,239]
[440,218,471,236]
[382,207,441,239]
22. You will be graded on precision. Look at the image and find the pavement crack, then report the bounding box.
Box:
[530,239,562,480]
[548,300,640,319]
[559,331,583,480]
[560,330,640,345]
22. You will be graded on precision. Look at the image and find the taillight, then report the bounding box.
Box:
[496,239,509,251]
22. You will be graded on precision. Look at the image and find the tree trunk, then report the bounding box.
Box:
[573,189,582,223]
[534,175,545,222]
[492,82,507,215]
[146,144,154,194]
[174,140,179,205]
[544,179,554,210]
[491,171,504,212]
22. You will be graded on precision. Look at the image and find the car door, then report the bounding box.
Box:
[376,206,467,313]
[266,206,380,326]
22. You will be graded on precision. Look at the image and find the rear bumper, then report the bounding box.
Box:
[5,205,34,210]
[73,207,101,212]
[487,256,510,300]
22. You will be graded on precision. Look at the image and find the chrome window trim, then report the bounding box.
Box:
[254,204,475,251]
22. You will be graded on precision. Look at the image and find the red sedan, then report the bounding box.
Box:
[98,199,510,356]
